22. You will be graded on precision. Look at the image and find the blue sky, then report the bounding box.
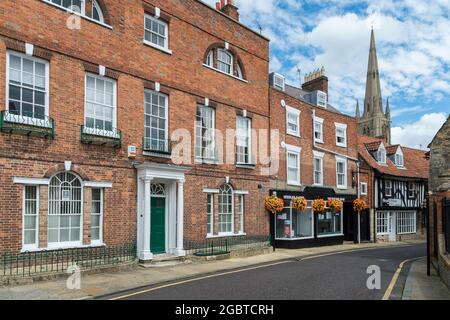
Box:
[203,0,449,149]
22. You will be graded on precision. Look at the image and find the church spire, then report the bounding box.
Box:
[364,29,383,117]
[355,99,360,119]
[385,97,390,119]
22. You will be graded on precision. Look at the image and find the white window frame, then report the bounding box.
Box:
[335,156,347,189]
[206,50,214,67]
[397,211,417,235]
[90,188,103,245]
[22,186,39,251]
[273,73,285,91]
[313,151,324,186]
[385,180,392,197]
[394,148,404,167]
[47,172,83,249]
[217,48,233,75]
[286,144,301,186]
[144,14,171,54]
[5,50,50,124]
[195,105,216,162]
[335,123,347,148]
[316,206,344,238]
[377,143,387,164]
[408,182,415,199]
[274,202,315,240]
[206,194,214,237]
[286,106,300,137]
[84,73,118,137]
[92,0,105,23]
[218,184,234,236]
[237,195,245,234]
[360,182,368,196]
[376,211,390,235]
[44,0,86,15]
[314,117,324,144]
[236,116,252,165]
[144,90,169,153]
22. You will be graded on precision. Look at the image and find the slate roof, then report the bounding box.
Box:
[358,135,429,179]
[284,84,342,114]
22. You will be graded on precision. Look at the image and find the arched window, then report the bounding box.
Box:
[92,0,105,23]
[151,183,166,197]
[48,172,82,246]
[204,45,246,80]
[218,184,234,234]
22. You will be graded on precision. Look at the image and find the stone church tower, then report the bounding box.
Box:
[356,29,391,144]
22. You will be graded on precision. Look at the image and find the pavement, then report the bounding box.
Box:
[0,240,435,300]
[402,257,450,300]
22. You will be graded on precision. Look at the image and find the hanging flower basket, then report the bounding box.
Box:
[292,197,307,211]
[265,195,284,214]
[353,198,367,213]
[328,198,343,212]
[312,199,326,213]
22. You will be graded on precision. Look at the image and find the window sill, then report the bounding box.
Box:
[287,132,301,138]
[143,151,172,159]
[315,140,324,144]
[317,233,344,238]
[195,158,219,165]
[275,236,314,241]
[41,0,113,29]
[236,163,256,169]
[207,233,246,239]
[336,185,347,190]
[21,243,106,253]
[287,182,301,187]
[336,143,347,148]
[143,40,173,55]
[203,64,248,83]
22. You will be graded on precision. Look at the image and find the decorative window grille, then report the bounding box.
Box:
[218,184,233,234]
[150,183,166,197]
[397,211,416,234]
[48,172,82,245]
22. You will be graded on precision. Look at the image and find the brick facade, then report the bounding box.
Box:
[0,0,270,254]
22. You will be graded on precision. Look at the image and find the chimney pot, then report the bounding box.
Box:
[220,0,240,21]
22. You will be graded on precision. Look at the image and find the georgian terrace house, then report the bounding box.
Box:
[0,0,271,262]
[268,70,360,248]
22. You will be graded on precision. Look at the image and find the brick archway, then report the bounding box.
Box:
[44,163,90,181]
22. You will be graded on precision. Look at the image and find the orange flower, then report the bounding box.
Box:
[353,198,367,213]
[328,198,343,212]
[265,195,284,214]
[292,197,307,211]
[312,199,326,213]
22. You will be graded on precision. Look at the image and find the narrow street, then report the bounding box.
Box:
[105,244,425,300]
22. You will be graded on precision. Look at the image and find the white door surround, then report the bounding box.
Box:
[136,163,189,261]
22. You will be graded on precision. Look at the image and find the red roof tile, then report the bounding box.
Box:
[358,135,429,179]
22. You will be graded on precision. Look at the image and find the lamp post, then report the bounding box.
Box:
[356,159,361,244]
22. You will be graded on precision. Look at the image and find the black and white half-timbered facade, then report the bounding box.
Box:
[358,136,429,242]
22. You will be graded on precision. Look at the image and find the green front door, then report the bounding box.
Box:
[151,197,166,254]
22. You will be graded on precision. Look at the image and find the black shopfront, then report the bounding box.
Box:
[270,187,358,249]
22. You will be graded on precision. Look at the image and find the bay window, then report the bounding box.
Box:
[6,51,49,124]
[84,73,117,136]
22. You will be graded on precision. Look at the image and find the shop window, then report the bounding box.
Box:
[397,211,416,234]
[376,211,389,235]
[275,201,314,240]
[317,211,342,236]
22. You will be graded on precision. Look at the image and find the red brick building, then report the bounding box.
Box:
[358,135,428,243]
[0,0,271,261]
[268,71,360,248]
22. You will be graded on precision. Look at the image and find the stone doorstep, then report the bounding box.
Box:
[139,254,190,268]
[0,261,138,287]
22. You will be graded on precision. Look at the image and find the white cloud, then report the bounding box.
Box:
[391,113,447,149]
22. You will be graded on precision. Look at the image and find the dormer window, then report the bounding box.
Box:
[204,44,246,80]
[394,148,404,167]
[376,144,386,164]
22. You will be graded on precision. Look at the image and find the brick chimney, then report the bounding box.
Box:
[302,67,328,96]
[216,0,240,21]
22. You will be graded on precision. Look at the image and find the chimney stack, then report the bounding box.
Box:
[216,0,240,21]
[302,66,328,96]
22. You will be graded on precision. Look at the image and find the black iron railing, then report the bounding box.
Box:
[184,235,270,257]
[80,125,122,148]
[142,137,172,155]
[1,243,136,277]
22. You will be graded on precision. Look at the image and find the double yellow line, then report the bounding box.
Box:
[382,256,424,300]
